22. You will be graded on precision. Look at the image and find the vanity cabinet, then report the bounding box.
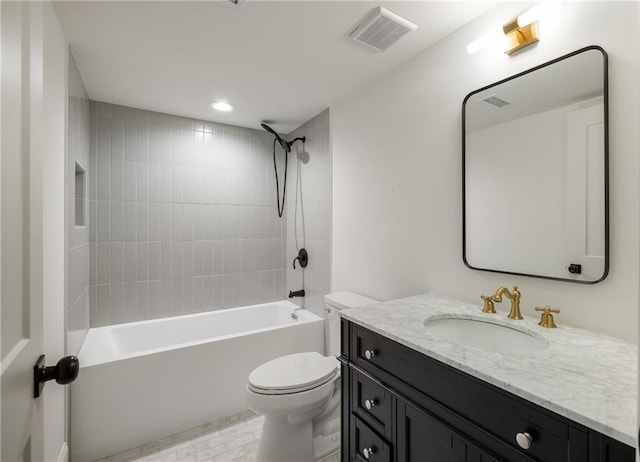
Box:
[340,320,635,462]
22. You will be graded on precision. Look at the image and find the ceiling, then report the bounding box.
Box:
[54,1,497,134]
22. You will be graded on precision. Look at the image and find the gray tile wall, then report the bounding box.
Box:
[88,102,286,327]
[285,109,331,319]
[66,54,91,355]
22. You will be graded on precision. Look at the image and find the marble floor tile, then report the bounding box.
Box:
[96,410,340,462]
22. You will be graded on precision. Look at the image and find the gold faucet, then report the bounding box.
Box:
[480,295,496,314]
[535,306,560,328]
[485,286,523,320]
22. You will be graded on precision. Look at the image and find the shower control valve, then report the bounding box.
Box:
[293,248,308,269]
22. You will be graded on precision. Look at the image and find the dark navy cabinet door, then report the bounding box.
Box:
[396,399,532,462]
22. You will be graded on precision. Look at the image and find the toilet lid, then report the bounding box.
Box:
[248,352,338,395]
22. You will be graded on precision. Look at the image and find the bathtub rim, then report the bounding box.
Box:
[78,300,323,368]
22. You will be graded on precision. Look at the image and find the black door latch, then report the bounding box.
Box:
[34,355,79,398]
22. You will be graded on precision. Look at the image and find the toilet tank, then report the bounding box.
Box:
[325,291,379,357]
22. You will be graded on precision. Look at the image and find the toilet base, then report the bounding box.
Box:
[312,417,340,460]
[256,407,340,462]
[257,415,314,462]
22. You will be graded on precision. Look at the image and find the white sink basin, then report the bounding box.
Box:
[423,316,549,354]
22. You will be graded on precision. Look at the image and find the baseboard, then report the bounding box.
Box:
[57,442,69,462]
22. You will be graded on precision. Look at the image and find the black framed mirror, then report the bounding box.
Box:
[462,46,608,283]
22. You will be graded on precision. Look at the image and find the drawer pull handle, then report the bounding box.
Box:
[362,447,375,459]
[364,349,376,360]
[515,432,532,450]
[364,398,377,410]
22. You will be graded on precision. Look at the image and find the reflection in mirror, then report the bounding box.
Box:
[463,46,608,283]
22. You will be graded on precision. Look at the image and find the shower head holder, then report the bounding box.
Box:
[261,123,305,153]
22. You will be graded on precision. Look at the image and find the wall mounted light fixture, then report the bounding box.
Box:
[502,16,539,55]
[467,3,548,56]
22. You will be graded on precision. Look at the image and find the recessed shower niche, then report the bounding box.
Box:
[74,162,86,227]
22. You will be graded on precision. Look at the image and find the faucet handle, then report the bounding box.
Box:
[535,306,560,328]
[481,295,497,314]
[535,306,560,314]
[293,248,308,269]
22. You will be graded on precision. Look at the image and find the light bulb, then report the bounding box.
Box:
[517,2,549,27]
[210,101,235,112]
[466,28,503,55]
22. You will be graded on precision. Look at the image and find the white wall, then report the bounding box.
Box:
[43,2,68,459]
[466,106,568,275]
[66,53,91,356]
[332,2,639,343]
[89,102,286,326]
[466,99,605,281]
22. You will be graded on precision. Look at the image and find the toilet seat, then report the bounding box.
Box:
[248,352,338,395]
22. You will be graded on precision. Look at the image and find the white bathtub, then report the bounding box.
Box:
[70,301,324,462]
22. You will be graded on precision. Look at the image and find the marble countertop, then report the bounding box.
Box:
[341,293,637,447]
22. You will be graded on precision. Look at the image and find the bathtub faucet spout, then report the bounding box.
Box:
[288,289,305,298]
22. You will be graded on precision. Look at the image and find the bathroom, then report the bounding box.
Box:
[1,1,638,461]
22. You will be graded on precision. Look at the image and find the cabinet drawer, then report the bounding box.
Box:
[351,324,589,461]
[352,369,392,433]
[353,326,403,377]
[352,416,392,462]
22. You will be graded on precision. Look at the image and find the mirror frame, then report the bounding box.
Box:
[462,45,609,284]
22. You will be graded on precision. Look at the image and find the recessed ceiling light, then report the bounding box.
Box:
[211,101,235,112]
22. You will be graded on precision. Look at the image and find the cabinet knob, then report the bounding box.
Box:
[515,432,532,450]
[364,398,377,410]
[362,447,375,460]
[364,349,376,360]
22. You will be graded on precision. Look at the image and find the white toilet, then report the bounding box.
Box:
[246,291,379,462]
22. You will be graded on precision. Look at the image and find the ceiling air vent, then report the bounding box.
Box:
[349,7,418,51]
[215,0,246,10]
[482,96,511,108]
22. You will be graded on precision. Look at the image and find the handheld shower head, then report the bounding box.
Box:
[261,123,290,153]
[262,121,307,218]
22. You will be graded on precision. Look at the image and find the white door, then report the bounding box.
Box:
[1,2,68,461]
[1,1,45,460]
[565,100,606,280]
